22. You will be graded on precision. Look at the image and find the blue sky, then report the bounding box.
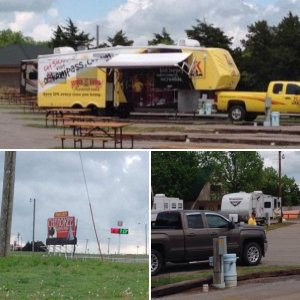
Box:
[0,0,299,46]
[56,0,125,20]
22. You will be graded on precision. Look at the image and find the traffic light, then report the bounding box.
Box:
[119,228,129,234]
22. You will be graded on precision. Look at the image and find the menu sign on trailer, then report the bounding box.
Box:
[46,212,77,245]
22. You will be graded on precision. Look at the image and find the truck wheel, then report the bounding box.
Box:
[243,242,262,266]
[229,105,246,122]
[151,249,163,276]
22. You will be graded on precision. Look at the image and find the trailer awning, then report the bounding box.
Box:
[95,52,192,68]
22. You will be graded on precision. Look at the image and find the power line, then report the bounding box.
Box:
[78,152,103,261]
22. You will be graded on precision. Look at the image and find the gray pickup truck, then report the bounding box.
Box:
[151,210,268,275]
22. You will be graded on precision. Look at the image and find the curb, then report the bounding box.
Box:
[151,269,300,298]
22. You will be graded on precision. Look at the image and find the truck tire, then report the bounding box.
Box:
[242,242,262,266]
[229,105,246,122]
[151,249,163,276]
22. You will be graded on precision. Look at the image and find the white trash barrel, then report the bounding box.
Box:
[223,253,237,287]
[204,101,212,115]
[271,111,280,127]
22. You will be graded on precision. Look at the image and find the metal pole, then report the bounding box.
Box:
[85,239,89,254]
[30,198,36,252]
[107,237,110,255]
[96,25,99,47]
[118,233,121,255]
[279,151,283,223]
[145,223,147,256]
[0,152,16,257]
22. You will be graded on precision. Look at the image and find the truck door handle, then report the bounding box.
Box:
[187,233,196,237]
[211,232,218,237]
[285,97,291,100]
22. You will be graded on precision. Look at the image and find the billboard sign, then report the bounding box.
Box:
[46,212,77,245]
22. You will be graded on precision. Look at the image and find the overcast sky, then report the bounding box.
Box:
[259,150,300,186]
[0,151,149,255]
[0,0,299,47]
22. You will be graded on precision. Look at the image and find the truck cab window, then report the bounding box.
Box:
[286,84,300,95]
[155,212,182,229]
[187,214,204,229]
[206,214,229,228]
[273,84,283,94]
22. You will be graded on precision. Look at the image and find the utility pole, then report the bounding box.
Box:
[30,198,36,252]
[107,237,110,255]
[279,151,283,223]
[0,152,17,257]
[145,223,148,256]
[96,25,100,47]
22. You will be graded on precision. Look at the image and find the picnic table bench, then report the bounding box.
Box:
[55,134,113,149]
[57,120,133,149]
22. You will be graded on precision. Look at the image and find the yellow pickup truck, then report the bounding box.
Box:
[215,81,300,121]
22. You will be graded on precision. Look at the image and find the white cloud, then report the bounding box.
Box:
[47,8,58,18]
[31,23,53,41]
[9,12,34,31]
[96,0,300,47]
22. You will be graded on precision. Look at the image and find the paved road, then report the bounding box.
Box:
[263,222,300,266]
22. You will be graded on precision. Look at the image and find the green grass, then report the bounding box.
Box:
[151,265,300,288]
[0,254,148,299]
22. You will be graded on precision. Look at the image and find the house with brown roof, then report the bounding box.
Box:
[0,44,52,90]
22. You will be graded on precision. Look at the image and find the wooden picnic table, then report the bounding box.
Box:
[45,108,91,127]
[61,114,113,123]
[60,120,131,148]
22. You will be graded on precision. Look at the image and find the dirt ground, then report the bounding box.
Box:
[1,105,300,149]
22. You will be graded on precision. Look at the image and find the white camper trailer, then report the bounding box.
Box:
[221,191,281,223]
[151,194,183,221]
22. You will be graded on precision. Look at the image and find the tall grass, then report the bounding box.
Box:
[0,254,148,299]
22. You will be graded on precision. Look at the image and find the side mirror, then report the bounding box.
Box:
[228,221,235,230]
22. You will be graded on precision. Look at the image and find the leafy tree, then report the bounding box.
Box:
[236,20,275,90]
[0,29,35,47]
[50,25,65,48]
[148,27,175,45]
[281,175,300,206]
[271,12,300,81]
[235,12,300,90]
[50,18,94,50]
[107,30,134,46]
[260,166,279,196]
[198,151,264,193]
[151,152,210,202]
[185,19,233,50]
[22,241,47,252]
